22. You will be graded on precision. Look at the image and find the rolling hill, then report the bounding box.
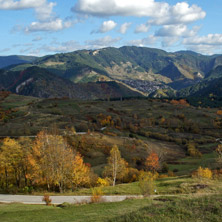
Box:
[1,46,222,101]
[0,55,37,69]
[8,46,222,91]
[0,66,143,100]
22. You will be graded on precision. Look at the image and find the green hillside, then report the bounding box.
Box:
[0,66,143,100]
[9,46,222,91]
[0,55,36,69]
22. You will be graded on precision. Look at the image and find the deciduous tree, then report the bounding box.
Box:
[103,145,128,186]
[28,130,91,192]
[145,152,160,172]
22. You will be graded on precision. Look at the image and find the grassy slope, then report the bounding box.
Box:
[1,194,222,222]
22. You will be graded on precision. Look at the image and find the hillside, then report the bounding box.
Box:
[0,66,143,100]
[8,46,222,93]
[0,55,36,69]
[178,66,222,103]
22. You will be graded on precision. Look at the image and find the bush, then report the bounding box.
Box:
[192,167,212,180]
[138,171,156,197]
[97,177,111,187]
[91,187,103,203]
[42,195,52,206]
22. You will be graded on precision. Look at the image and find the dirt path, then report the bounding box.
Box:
[0,194,143,205]
[0,193,216,205]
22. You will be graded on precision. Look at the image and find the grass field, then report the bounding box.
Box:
[1,194,222,222]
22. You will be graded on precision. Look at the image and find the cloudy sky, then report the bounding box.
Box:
[0,0,222,56]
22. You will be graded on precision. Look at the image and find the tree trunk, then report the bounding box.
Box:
[5,168,8,189]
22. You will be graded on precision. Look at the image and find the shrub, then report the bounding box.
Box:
[91,187,103,203]
[192,167,212,180]
[168,171,175,177]
[123,167,140,183]
[42,195,52,206]
[97,177,111,187]
[138,171,156,197]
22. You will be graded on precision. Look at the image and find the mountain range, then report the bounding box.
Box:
[1,46,222,104]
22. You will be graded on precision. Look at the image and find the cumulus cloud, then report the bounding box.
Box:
[40,36,121,54]
[85,36,121,48]
[183,34,222,46]
[73,0,205,25]
[128,35,157,47]
[73,0,167,17]
[161,37,179,47]
[149,2,206,25]
[41,40,82,53]
[135,24,150,33]
[25,18,73,32]
[0,0,56,21]
[0,1,76,33]
[0,0,45,9]
[155,25,199,37]
[118,22,131,34]
[94,20,117,33]
[183,34,222,55]
[35,2,56,21]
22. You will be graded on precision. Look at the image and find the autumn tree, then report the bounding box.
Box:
[145,152,160,172]
[139,171,155,196]
[103,145,128,186]
[187,143,202,158]
[17,137,32,187]
[28,130,90,192]
[0,138,22,189]
[192,167,212,180]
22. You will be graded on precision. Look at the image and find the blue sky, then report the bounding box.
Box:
[0,0,222,56]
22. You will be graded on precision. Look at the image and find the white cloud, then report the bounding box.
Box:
[183,34,222,55]
[161,37,179,47]
[128,35,157,47]
[25,18,73,32]
[85,36,121,48]
[149,2,206,25]
[155,25,199,37]
[94,20,117,33]
[35,1,56,21]
[119,22,131,34]
[73,0,168,17]
[42,40,82,53]
[40,36,121,54]
[73,0,205,25]
[183,34,222,46]
[0,0,56,21]
[0,0,45,10]
[135,24,150,33]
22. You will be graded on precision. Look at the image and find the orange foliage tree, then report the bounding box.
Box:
[145,152,160,172]
[28,130,91,192]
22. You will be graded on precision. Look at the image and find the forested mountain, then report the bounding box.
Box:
[1,46,222,102]
[0,55,37,69]
[0,66,143,100]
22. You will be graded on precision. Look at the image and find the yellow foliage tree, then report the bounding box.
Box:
[0,138,23,189]
[28,131,90,192]
[193,167,212,180]
[139,171,157,196]
[103,145,128,186]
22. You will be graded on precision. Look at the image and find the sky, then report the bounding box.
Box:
[0,0,222,56]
